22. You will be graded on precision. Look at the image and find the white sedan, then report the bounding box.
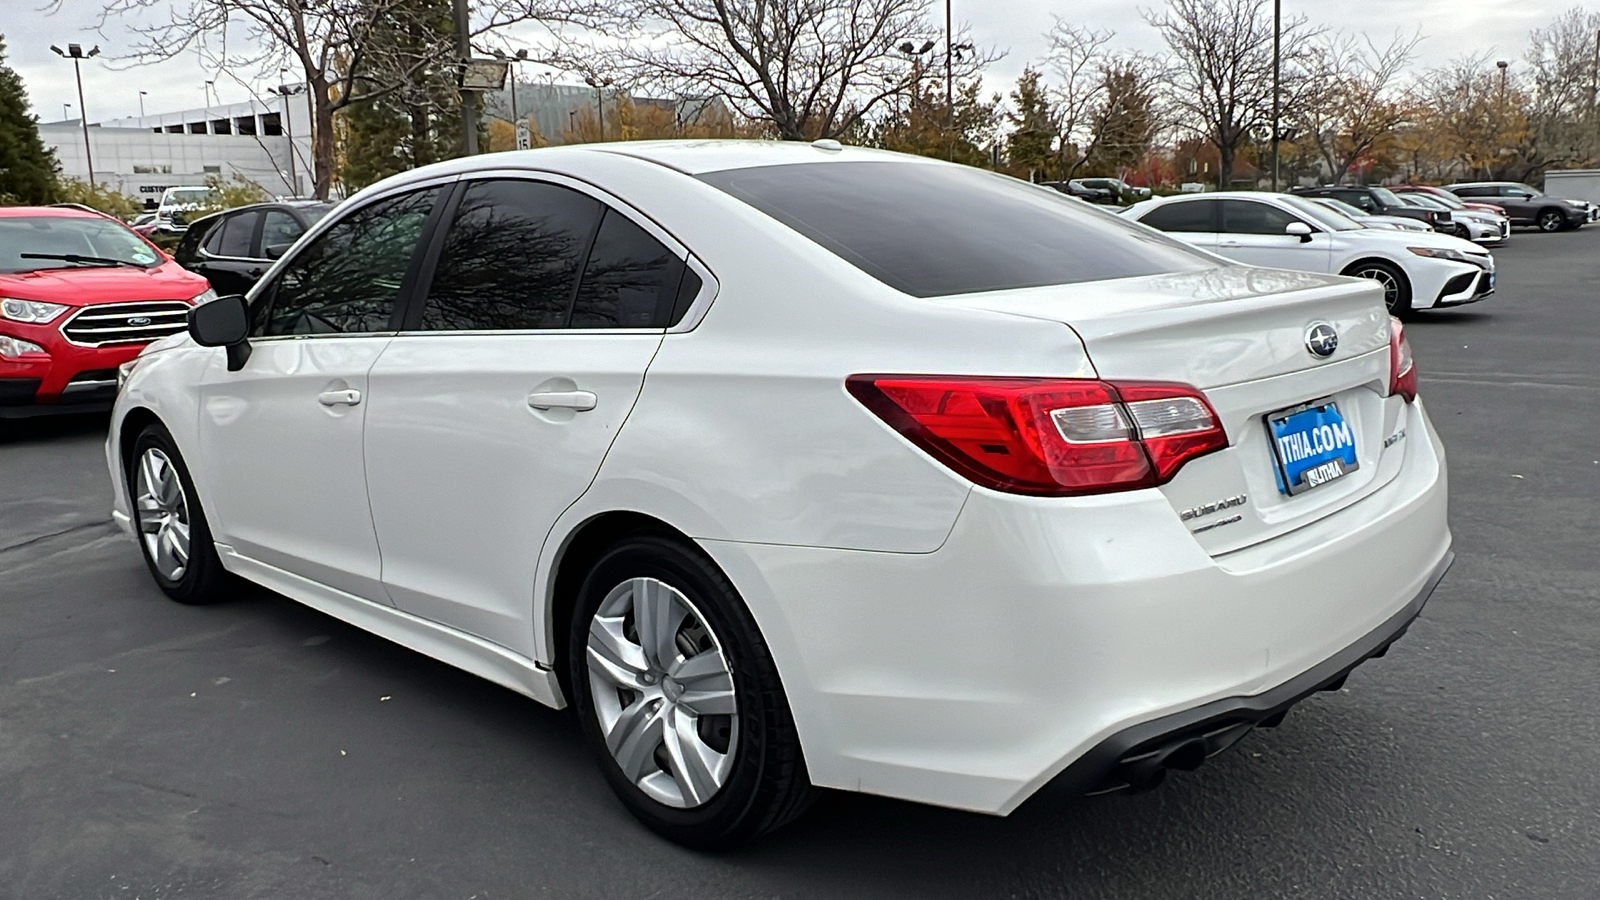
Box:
[1124,191,1494,315]
[108,143,1452,848]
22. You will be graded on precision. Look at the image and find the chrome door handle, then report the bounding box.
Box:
[527,390,597,411]
[318,388,362,406]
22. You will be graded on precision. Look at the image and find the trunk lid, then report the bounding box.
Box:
[937,266,1409,555]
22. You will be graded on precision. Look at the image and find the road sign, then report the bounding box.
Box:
[516,120,531,150]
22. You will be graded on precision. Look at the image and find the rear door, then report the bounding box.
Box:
[1216,199,1331,271]
[363,175,691,653]
[1136,198,1221,252]
[192,210,263,296]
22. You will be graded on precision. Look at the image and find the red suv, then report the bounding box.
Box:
[1,207,213,418]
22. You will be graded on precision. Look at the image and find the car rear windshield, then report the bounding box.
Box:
[0,216,162,273]
[697,161,1215,297]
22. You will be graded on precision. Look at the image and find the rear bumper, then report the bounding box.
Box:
[1043,549,1450,797]
[701,398,1452,814]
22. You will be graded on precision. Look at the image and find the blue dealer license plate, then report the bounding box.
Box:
[1267,399,1359,495]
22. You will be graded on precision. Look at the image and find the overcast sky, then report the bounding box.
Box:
[3,0,1577,124]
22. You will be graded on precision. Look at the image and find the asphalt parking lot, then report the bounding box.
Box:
[2,228,1598,899]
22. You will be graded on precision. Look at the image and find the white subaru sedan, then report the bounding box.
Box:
[1124,191,1494,315]
[108,142,1452,848]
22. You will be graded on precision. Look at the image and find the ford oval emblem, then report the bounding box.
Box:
[127,315,153,327]
[1304,322,1338,358]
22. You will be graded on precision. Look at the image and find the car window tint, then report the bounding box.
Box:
[260,210,304,253]
[1336,191,1375,211]
[216,211,258,257]
[420,179,602,330]
[571,209,687,328]
[201,217,228,254]
[1221,200,1300,235]
[699,162,1213,297]
[257,187,438,336]
[1138,199,1218,232]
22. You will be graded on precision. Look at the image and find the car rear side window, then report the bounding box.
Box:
[255,187,439,336]
[571,209,688,328]
[420,179,603,330]
[698,162,1212,297]
[1221,200,1300,235]
[418,179,690,330]
[1140,199,1219,233]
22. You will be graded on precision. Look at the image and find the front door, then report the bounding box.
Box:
[1215,199,1331,272]
[363,177,693,653]
[196,185,444,602]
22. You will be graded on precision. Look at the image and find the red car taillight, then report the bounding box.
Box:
[1388,317,1417,402]
[846,375,1229,496]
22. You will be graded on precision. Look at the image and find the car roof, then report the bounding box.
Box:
[0,206,107,219]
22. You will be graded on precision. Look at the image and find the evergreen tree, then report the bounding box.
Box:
[1005,68,1058,180]
[0,35,61,204]
[337,0,464,190]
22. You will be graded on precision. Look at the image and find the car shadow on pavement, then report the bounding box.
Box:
[198,575,1420,899]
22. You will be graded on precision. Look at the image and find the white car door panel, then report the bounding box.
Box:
[1216,199,1334,272]
[194,184,444,602]
[361,176,690,653]
[198,337,392,601]
[363,333,662,652]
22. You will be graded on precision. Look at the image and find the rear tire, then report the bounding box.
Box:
[568,533,812,849]
[1343,260,1413,317]
[128,423,231,605]
[1537,208,1566,232]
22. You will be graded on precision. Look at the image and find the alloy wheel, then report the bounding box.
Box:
[586,576,739,809]
[134,447,191,582]
[1351,266,1400,312]
[1538,210,1564,232]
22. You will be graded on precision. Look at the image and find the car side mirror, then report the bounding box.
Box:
[1285,221,1314,242]
[188,293,253,371]
[264,242,292,260]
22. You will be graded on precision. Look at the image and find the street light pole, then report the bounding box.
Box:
[453,0,478,155]
[1271,0,1280,192]
[585,75,612,141]
[51,44,100,190]
[270,84,303,196]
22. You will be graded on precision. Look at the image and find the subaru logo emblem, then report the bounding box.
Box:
[1304,322,1338,358]
[127,316,152,327]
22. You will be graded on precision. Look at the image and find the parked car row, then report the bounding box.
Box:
[1122,191,1495,316]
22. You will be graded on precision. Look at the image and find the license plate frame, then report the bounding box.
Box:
[1266,397,1360,496]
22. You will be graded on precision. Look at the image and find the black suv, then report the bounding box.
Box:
[174,200,334,296]
[1289,185,1453,231]
[1443,182,1589,232]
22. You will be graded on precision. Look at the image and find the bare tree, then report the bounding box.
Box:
[79,0,592,198]
[1041,20,1114,177]
[1293,31,1420,183]
[556,0,983,141]
[1146,0,1319,188]
[1522,7,1600,175]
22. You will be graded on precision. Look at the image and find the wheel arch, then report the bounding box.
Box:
[117,406,164,480]
[544,510,695,699]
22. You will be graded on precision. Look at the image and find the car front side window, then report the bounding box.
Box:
[253,187,440,337]
[1221,200,1301,235]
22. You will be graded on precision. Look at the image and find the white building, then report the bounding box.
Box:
[43,92,316,206]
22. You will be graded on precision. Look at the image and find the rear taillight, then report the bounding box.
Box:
[846,375,1228,496]
[1388,316,1417,402]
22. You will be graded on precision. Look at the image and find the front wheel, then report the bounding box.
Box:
[128,423,231,605]
[569,533,812,849]
[1537,208,1566,232]
[1343,260,1413,317]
